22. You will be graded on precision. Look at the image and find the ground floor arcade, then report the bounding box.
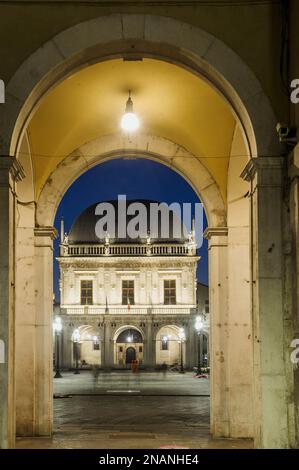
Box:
[56,314,209,371]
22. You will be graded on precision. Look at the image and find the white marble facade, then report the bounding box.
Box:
[56,203,205,369]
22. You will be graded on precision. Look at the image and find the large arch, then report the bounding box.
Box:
[113,325,145,342]
[155,324,183,367]
[3,14,279,162]
[0,13,292,451]
[36,134,226,229]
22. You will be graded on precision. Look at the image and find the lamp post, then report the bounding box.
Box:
[73,328,81,375]
[178,327,186,374]
[195,315,204,375]
[53,316,63,378]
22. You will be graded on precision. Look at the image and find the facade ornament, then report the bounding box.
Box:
[146,232,152,256]
[187,220,196,255]
[104,232,110,255]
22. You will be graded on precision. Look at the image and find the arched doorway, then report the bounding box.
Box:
[70,325,101,369]
[155,325,184,367]
[126,347,136,365]
[1,13,291,450]
[115,327,144,368]
[14,55,253,442]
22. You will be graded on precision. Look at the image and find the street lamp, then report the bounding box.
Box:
[195,315,204,375]
[178,327,186,374]
[53,316,63,379]
[73,328,81,375]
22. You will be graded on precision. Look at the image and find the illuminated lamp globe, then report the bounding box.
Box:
[121,92,140,132]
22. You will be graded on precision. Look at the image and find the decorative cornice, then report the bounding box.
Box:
[241,157,285,182]
[0,156,25,182]
[203,227,228,240]
[58,258,198,269]
[34,226,58,240]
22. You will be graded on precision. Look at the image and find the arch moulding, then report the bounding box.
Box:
[113,324,145,342]
[36,134,226,229]
[3,13,280,163]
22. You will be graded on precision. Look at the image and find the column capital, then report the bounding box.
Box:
[0,156,25,182]
[203,227,228,240]
[241,156,284,182]
[34,226,58,240]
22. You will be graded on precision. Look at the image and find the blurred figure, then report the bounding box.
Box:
[162,361,168,379]
[131,359,138,373]
[92,364,100,388]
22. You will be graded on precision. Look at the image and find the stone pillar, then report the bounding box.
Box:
[145,319,155,368]
[103,321,113,368]
[101,322,106,368]
[242,157,293,448]
[289,148,299,448]
[61,323,73,369]
[34,226,57,436]
[15,205,36,436]
[199,333,203,367]
[0,157,24,448]
[204,227,230,437]
[227,220,254,437]
[186,320,196,370]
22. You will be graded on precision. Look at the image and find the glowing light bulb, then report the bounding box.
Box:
[121,112,139,132]
[121,92,140,132]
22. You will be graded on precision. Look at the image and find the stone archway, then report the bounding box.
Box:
[3,14,279,160]
[155,325,182,367]
[33,140,253,441]
[71,325,101,369]
[113,325,145,368]
[0,13,292,450]
[36,134,226,228]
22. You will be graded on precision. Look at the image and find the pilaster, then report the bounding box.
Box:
[0,157,24,448]
[204,226,229,437]
[241,156,293,448]
[34,225,57,436]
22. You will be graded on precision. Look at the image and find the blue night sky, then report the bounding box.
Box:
[53,158,208,301]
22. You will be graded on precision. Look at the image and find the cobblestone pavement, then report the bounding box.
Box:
[16,371,253,449]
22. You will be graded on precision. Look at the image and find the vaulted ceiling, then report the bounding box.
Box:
[26,58,239,200]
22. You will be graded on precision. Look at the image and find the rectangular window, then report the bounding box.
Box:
[205,300,209,314]
[164,279,176,305]
[122,280,135,305]
[93,342,100,351]
[81,280,93,305]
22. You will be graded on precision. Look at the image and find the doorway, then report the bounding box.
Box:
[126,347,136,365]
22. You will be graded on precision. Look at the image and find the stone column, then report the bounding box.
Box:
[199,333,203,367]
[34,226,57,436]
[61,322,72,369]
[103,321,112,368]
[100,321,106,368]
[204,227,229,438]
[145,319,155,368]
[242,157,293,448]
[0,157,24,448]
[186,319,196,370]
